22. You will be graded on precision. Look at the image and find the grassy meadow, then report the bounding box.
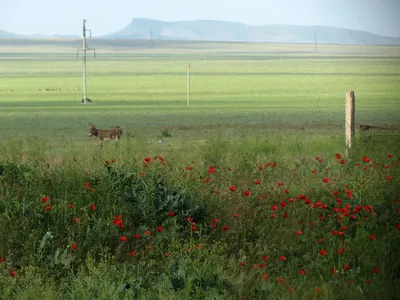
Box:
[0,40,400,299]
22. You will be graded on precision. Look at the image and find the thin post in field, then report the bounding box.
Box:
[187,63,191,106]
[77,19,96,104]
[345,90,355,151]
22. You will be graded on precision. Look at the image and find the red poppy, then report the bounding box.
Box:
[338,248,344,254]
[42,196,49,203]
[120,236,127,242]
[316,288,321,294]
[362,156,370,163]
[208,166,216,174]
[168,212,175,217]
[243,190,250,196]
[156,226,163,233]
[299,269,307,275]
[129,251,136,257]
[44,204,51,211]
[373,267,380,274]
[144,157,151,163]
[233,213,239,218]
[369,235,376,241]
[144,230,151,236]
[89,204,96,211]
[73,218,79,223]
[318,249,327,256]
[222,225,229,231]
[280,256,287,261]
[261,274,269,280]
[279,277,285,283]
[239,261,246,266]
[71,243,77,251]
[67,204,74,209]
[254,179,261,185]
[386,175,392,180]
[317,238,323,243]
[262,255,269,261]
[344,264,350,271]
[330,268,336,274]
[260,263,266,268]
[229,185,237,192]
[134,233,141,239]
[270,213,275,218]
[336,153,342,159]
[396,224,400,230]
[9,269,16,277]
[323,178,330,183]
[296,230,302,235]
[271,205,278,211]
[340,159,346,164]
[311,169,317,173]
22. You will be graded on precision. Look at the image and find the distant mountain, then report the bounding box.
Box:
[0,29,19,38]
[102,18,400,45]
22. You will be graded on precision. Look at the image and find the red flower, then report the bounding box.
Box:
[386,175,392,180]
[89,204,96,211]
[335,153,342,159]
[243,190,250,196]
[396,224,400,230]
[373,267,380,274]
[71,243,77,251]
[208,166,216,174]
[317,238,323,243]
[156,226,163,233]
[229,185,237,192]
[277,181,284,187]
[222,225,229,231]
[67,204,74,209]
[311,169,317,173]
[330,268,336,274]
[233,213,239,218]
[269,213,275,218]
[296,230,302,235]
[144,157,151,163]
[73,218,79,223]
[144,230,151,236]
[323,178,330,183]
[212,218,219,223]
[316,288,321,294]
[340,159,346,164]
[279,277,285,283]
[120,236,127,242]
[280,201,287,207]
[362,156,370,163]
[9,269,16,277]
[260,263,266,268]
[280,256,287,261]
[254,179,261,185]
[239,261,246,266]
[0,257,2,263]
[168,212,175,217]
[369,235,376,241]
[289,287,295,292]
[262,255,269,261]
[85,181,91,188]
[129,251,136,257]
[134,233,141,239]
[338,248,344,254]
[344,264,350,271]
[41,196,49,203]
[318,249,327,256]
[261,273,269,280]
[271,205,278,211]
[299,269,307,275]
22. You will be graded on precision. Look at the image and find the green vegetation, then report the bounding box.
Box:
[0,42,399,299]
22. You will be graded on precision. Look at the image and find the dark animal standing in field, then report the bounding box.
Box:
[89,124,123,141]
[82,98,92,103]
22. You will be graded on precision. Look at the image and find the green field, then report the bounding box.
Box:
[0,40,399,299]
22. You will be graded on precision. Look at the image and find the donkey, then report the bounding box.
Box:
[89,124,123,141]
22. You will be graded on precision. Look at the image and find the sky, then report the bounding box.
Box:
[0,0,399,37]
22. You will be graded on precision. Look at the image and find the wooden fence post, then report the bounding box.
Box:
[345,90,355,151]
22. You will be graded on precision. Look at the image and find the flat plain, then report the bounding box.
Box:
[0,40,399,299]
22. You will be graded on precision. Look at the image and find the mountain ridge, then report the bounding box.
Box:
[2,18,400,45]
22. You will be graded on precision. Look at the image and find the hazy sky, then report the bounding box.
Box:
[1,0,399,37]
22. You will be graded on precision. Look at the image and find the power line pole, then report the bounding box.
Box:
[150,28,153,49]
[314,28,318,53]
[77,19,96,104]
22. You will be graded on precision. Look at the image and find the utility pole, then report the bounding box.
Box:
[314,28,317,53]
[77,19,96,104]
[187,63,190,106]
[150,28,153,49]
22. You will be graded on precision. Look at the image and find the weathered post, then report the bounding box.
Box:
[345,90,355,151]
[187,63,191,106]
